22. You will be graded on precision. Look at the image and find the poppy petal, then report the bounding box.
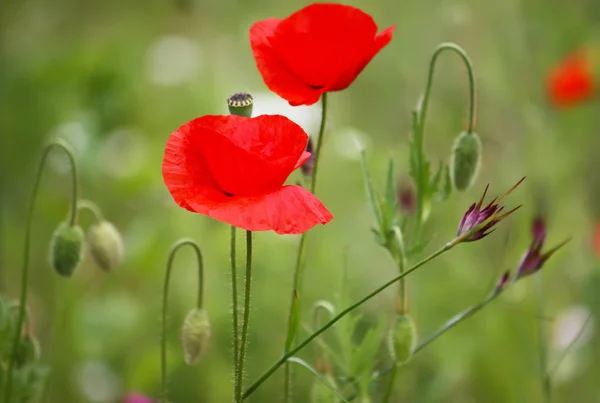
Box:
[196,115,308,196]
[250,18,323,106]
[547,51,595,107]
[294,151,312,170]
[186,185,333,234]
[162,127,223,212]
[330,25,395,91]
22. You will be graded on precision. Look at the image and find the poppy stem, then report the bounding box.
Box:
[235,231,253,402]
[419,42,477,135]
[76,198,104,223]
[242,238,460,400]
[381,362,399,403]
[230,226,240,385]
[161,238,204,403]
[310,92,328,194]
[4,139,79,403]
[535,275,552,403]
[282,92,329,401]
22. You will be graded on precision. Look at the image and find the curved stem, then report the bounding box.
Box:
[381,363,398,403]
[77,199,104,222]
[161,238,204,403]
[242,239,458,400]
[4,139,79,402]
[282,92,329,402]
[419,42,476,134]
[235,231,253,402]
[230,226,239,373]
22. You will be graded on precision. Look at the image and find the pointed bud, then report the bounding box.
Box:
[87,220,125,272]
[450,131,482,191]
[181,308,211,365]
[227,92,253,117]
[49,222,84,277]
[15,335,41,367]
[387,313,417,365]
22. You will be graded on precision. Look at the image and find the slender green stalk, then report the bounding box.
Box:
[549,312,593,376]
[413,292,498,354]
[235,231,253,402]
[242,239,458,400]
[161,239,204,403]
[5,139,79,402]
[419,42,476,135]
[230,226,239,375]
[77,199,104,222]
[381,363,398,403]
[535,276,551,403]
[282,92,328,402]
[391,227,407,313]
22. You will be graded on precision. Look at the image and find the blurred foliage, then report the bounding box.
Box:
[1,0,600,402]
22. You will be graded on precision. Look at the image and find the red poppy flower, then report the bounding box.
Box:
[162,114,333,234]
[250,3,395,106]
[547,51,595,107]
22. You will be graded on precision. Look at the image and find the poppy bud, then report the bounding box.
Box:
[15,335,41,367]
[450,131,481,191]
[49,222,84,277]
[387,313,416,365]
[87,220,125,272]
[181,308,211,365]
[227,92,253,118]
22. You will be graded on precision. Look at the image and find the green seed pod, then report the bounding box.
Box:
[15,335,41,367]
[450,131,482,191]
[87,220,125,272]
[388,313,417,365]
[181,308,211,365]
[49,222,84,277]
[227,92,253,117]
[310,373,338,403]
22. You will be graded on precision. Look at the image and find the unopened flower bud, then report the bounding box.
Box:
[15,335,41,367]
[450,131,481,191]
[301,137,316,179]
[181,308,211,365]
[87,220,125,272]
[49,222,84,277]
[387,313,416,365]
[227,92,253,118]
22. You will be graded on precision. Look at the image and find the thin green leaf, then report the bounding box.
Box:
[383,156,397,226]
[284,291,300,351]
[359,148,384,232]
[287,357,350,402]
[435,164,452,202]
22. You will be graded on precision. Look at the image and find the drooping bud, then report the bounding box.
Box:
[15,335,41,367]
[387,313,417,365]
[181,308,211,365]
[87,220,125,272]
[49,222,84,277]
[227,92,253,118]
[450,131,481,191]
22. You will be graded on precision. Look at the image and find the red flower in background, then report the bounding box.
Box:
[250,3,395,106]
[547,51,595,107]
[162,114,333,234]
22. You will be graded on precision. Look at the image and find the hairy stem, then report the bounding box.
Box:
[235,231,253,402]
[161,239,204,402]
[230,226,239,380]
[5,139,79,402]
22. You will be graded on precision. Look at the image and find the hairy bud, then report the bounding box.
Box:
[181,308,211,365]
[87,220,125,272]
[15,335,41,367]
[387,313,417,365]
[49,222,84,277]
[450,131,481,191]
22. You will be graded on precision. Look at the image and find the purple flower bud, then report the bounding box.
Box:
[300,137,315,179]
[494,271,511,293]
[124,393,153,403]
[516,216,570,278]
[456,178,525,242]
[397,181,416,215]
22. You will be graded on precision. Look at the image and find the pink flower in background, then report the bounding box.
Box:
[124,393,153,403]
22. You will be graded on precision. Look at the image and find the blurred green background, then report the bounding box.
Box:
[1,0,600,402]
